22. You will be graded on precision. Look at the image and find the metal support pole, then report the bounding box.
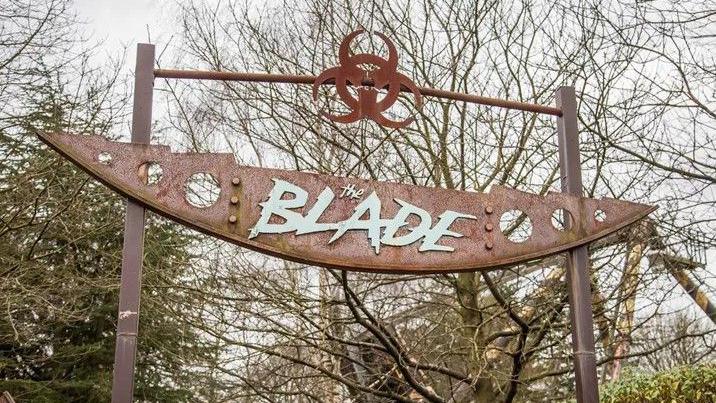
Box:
[555,86,599,403]
[153,68,563,116]
[111,43,155,403]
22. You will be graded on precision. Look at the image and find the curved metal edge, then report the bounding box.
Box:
[38,132,656,275]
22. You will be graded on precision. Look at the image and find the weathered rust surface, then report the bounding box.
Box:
[312,29,422,128]
[38,132,656,274]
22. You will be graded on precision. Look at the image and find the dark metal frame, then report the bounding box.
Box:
[112,43,598,403]
[112,44,154,402]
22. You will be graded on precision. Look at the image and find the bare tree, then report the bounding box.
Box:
[134,0,716,401]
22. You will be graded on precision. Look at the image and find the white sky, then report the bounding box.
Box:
[74,0,173,64]
[72,0,716,323]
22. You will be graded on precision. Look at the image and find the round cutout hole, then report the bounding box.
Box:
[185,173,221,208]
[594,209,607,223]
[97,152,112,165]
[138,162,163,185]
[499,209,532,243]
[551,208,574,231]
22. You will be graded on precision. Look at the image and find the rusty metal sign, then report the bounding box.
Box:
[312,29,422,128]
[39,132,654,274]
[49,35,657,402]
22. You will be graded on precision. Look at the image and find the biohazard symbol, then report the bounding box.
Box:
[313,29,422,129]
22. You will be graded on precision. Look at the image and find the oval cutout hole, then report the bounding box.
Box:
[97,152,112,165]
[594,209,607,223]
[551,208,574,231]
[138,162,163,185]
[185,173,221,208]
[499,209,532,243]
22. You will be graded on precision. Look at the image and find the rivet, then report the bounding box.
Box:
[231,177,241,186]
[485,206,494,214]
[485,241,493,250]
[228,215,237,223]
[230,196,239,205]
[485,223,493,232]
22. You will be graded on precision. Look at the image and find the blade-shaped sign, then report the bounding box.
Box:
[39,132,655,274]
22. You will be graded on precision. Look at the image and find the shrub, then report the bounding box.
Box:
[601,364,716,403]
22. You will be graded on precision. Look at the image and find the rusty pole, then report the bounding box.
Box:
[111,43,155,403]
[153,69,563,116]
[556,86,599,403]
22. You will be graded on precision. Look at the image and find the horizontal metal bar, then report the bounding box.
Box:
[154,69,563,116]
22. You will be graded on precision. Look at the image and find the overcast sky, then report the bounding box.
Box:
[74,0,173,64]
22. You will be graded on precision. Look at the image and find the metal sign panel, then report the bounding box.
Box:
[39,132,654,274]
[51,33,656,402]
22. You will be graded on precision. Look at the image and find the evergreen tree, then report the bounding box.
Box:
[0,49,215,403]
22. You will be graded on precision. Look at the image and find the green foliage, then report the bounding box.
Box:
[601,364,716,403]
[0,36,215,403]
[0,144,212,401]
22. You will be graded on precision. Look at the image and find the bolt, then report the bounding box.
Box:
[230,196,239,205]
[485,223,493,232]
[228,215,237,223]
[231,177,241,186]
[485,206,494,214]
[485,241,493,250]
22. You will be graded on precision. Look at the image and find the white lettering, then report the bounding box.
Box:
[420,211,477,252]
[249,179,309,238]
[329,192,385,253]
[250,179,477,253]
[339,184,365,199]
[296,186,337,234]
[381,199,432,247]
